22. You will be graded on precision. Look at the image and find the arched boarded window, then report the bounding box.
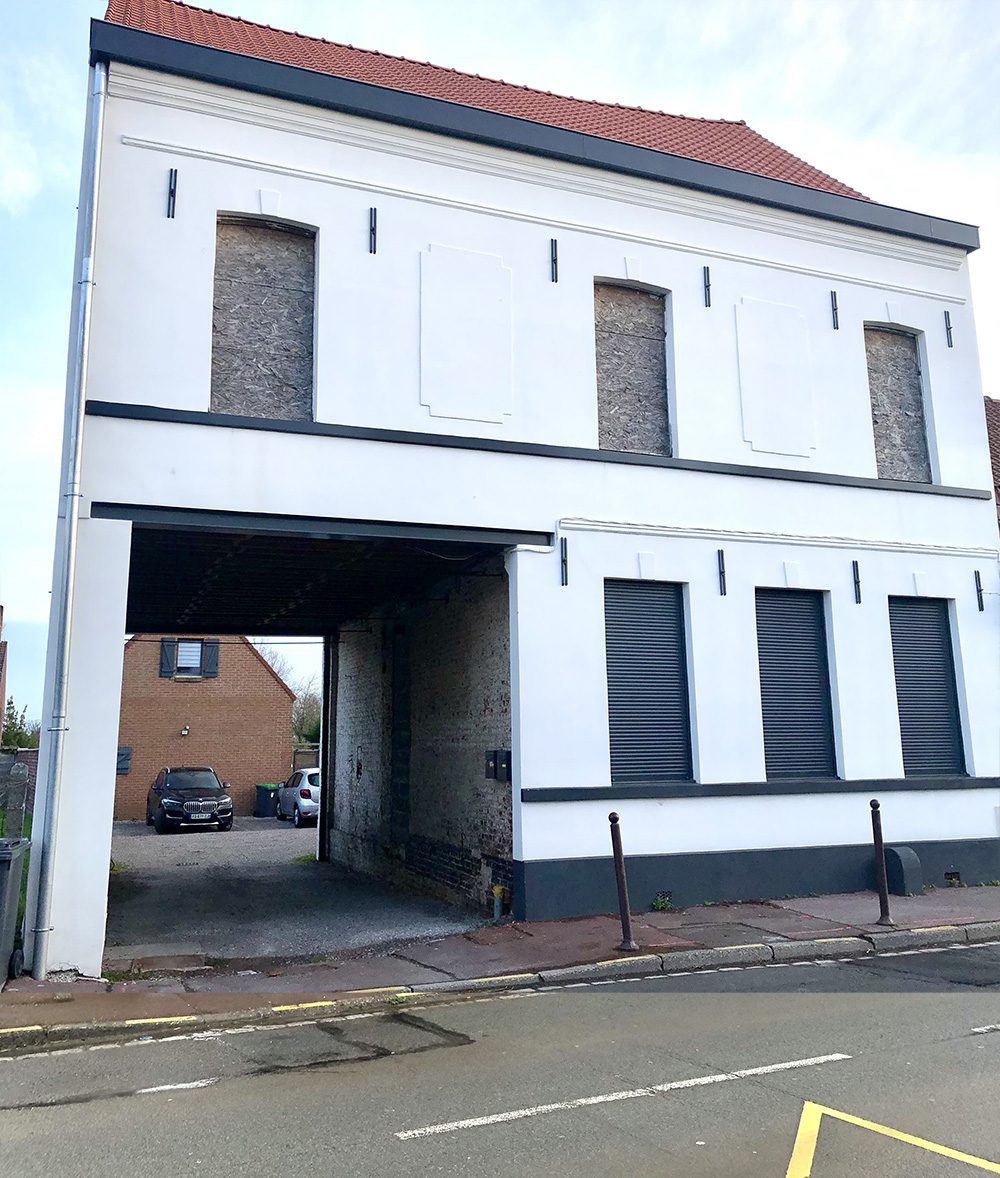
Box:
[864,327,930,482]
[594,284,671,456]
[211,217,315,421]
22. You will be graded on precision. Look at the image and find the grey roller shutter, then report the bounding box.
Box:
[605,580,692,783]
[755,589,837,779]
[888,597,965,775]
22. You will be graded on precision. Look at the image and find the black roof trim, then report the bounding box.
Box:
[90,19,979,252]
[91,501,553,549]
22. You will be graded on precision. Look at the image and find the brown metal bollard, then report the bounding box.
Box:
[870,799,894,927]
[609,812,639,951]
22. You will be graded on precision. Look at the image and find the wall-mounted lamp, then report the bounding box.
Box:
[180,725,190,737]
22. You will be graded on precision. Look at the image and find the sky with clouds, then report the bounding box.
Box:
[1,0,998,716]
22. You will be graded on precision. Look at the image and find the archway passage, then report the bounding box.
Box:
[99,505,549,971]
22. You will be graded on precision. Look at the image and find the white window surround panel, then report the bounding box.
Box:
[517,790,1000,860]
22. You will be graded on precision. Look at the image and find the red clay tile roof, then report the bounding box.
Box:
[984,398,1000,518]
[104,0,866,200]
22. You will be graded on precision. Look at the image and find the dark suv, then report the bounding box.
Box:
[145,767,234,834]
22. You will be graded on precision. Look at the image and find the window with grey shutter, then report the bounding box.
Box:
[211,217,316,421]
[594,284,671,456]
[888,597,965,775]
[755,589,837,779]
[604,580,692,783]
[116,746,132,775]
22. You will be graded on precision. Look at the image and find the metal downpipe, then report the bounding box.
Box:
[31,60,108,978]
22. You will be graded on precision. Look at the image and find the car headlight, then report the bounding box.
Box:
[162,799,183,810]
[218,796,232,809]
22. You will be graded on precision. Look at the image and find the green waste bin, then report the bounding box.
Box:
[253,784,279,818]
[0,838,29,980]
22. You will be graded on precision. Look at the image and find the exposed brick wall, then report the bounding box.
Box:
[326,573,513,911]
[116,634,294,819]
[406,572,512,905]
[865,327,931,482]
[595,284,670,456]
[329,623,392,874]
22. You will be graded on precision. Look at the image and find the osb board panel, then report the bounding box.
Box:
[595,284,670,456]
[865,327,931,482]
[211,220,315,421]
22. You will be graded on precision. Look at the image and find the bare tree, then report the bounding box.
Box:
[254,643,295,685]
[292,676,321,745]
[254,645,321,745]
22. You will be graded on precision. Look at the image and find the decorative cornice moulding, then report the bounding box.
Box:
[108,65,966,281]
[557,517,998,560]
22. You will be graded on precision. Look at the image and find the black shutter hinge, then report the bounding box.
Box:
[369,207,377,254]
[703,265,711,307]
[166,168,177,218]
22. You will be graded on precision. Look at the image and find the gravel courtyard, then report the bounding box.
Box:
[105,818,481,966]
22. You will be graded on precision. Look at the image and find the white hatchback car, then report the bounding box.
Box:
[276,768,321,827]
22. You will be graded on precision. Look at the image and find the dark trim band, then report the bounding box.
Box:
[90,502,553,548]
[513,837,1000,920]
[89,20,979,252]
[521,776,996,802]
[85,401,993,501]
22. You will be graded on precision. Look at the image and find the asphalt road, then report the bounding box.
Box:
[3,943,1000,1176]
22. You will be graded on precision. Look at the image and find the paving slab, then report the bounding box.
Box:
[395,916,628,977]
[183,956,446,993]
[652,921,781,948]
[775,888,1000,929]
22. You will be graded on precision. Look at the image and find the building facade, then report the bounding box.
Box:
[115,634,294,818]
[26,1,1000,977]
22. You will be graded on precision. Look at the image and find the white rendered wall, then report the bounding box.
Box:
[33,517,132,976]
[85,65,993,492]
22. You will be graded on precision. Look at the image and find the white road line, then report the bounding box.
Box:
[136,1078,219,1094]
[394,1052,851,1140]
[971,1024,1000,1035]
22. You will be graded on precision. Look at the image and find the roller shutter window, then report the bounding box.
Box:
[888,597,965,775]
[755,589,837,779]
[604,580,692,783]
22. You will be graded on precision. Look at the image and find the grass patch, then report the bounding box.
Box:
[109,858,127,874]
[292,853,316,864]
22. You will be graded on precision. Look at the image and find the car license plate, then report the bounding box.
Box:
[191,812,209,819]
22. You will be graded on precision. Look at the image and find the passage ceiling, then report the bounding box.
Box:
[94,506,552,635]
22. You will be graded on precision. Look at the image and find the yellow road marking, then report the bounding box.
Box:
[0,1024,44,1036]
[785,1100,1000,1176]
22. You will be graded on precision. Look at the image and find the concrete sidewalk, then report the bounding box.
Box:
[4,886,1000,1045]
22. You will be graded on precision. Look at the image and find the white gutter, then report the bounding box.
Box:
[30,60,108,978]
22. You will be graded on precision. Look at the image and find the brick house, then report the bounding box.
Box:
[115,634,294,819]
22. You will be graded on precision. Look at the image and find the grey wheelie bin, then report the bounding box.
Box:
[0,838,29,979]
